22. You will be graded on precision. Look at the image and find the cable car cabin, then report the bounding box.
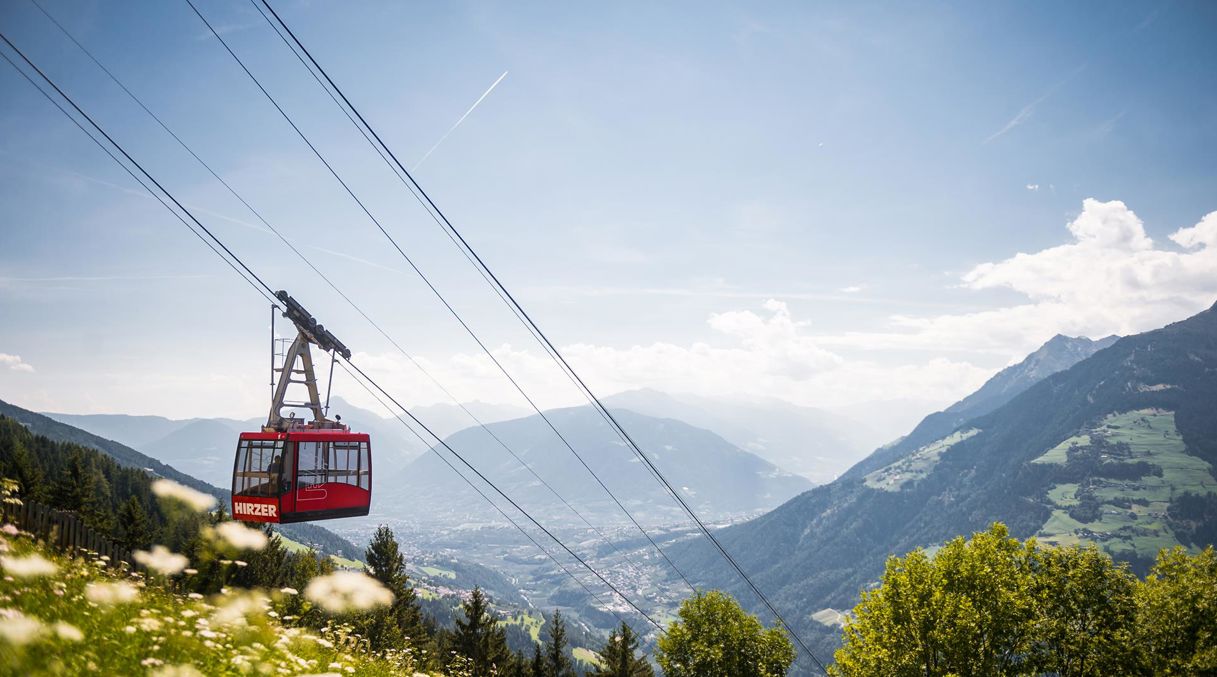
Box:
[231,430,371,523]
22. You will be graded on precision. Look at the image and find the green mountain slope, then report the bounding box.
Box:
[843,333,1119,481]
[674,302,1217,664]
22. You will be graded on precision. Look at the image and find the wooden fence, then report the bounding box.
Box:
[2,500,134,568]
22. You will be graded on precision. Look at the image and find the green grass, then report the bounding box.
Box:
[1035,409,1217,559]
[1046,483,1081,508]
[501,611,544,642]
[418,565,456,580]
[572,647,603,668]
[0,532,428,675]
[1032,435,1090,465]
[864,429,980,492]
[277,531,364,569]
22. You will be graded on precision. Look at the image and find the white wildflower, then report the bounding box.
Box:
[0,553,57,578]
[53,621,83,642]
[212,591,268,626]
[0,609,44,645]
[134,546,189,576]
[304,571,394,614]
[188,593,204,600]
[141,657,164,667]
[150,665,205,677]
[84,581,139,605]
[213,522,269,551]
[151,479,216,512]
[0,524,17,536]
[183,568,198,575]
[279,587,298,595]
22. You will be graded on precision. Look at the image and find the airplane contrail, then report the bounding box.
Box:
[415,70,508,170]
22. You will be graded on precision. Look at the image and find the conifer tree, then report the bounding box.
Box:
[363,525,429,653]
[592,622,653,677]
[451,586,512,674]
[531,643,545,677]
[117,495,152,550]
[544,610,577,677]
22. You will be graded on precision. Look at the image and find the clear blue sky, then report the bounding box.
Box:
[1,0,1215,419]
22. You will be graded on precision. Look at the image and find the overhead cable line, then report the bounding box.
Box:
[188,0,695,595]
[28,0,655,596]
[0,34,276,308]
[334,360,656,644]
[251,4,826,671]
[0,28,664,636]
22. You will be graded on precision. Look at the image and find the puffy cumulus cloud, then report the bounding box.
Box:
[0,354,33,373]
[348,300,989,412]
[819,199,1217,358]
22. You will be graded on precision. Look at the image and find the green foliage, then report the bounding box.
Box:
[543,610,577,677]
[656,590,795,677]
[590,621,652,677]
[445,586,513,675]
[1137,546,1217,675]
[832,523,1217,676]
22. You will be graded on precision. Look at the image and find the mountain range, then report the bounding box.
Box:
[376,405,814,527]
[603,389,877,484]
[674,303,1217,664]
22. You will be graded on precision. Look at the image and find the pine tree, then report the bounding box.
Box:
[363,525,429,652]
[117,495,152,550]
[52,448,92,512]
[544,610,577,677]
[592,622,653,677]
[451,586,512,674]
[531,643,546,677]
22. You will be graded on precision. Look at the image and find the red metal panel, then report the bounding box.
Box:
[231,495,282,523]
[291,482,370,513]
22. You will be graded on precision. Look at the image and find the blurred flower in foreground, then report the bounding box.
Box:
[53,621,83,642]
[150,665,205,677]
[134,545,189,576]
[0,553,57,578]
[151,479,216,512]
[304,571,394,613]
[213,521,269,551]
[84,581,139,605]
[0,609,43,645]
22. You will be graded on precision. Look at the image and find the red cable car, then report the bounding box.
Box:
[232,291,371,524]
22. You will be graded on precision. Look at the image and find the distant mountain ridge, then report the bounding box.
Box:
[674,308,1216,665]
[378,405,814,526]
[603,389,875,484]
[844,333,1119,481]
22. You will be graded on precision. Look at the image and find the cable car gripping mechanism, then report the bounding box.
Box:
[266,290,351,433]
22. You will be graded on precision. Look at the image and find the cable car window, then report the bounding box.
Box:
[234,439,284,497]
[296,441,329,489]
[328,440,370,488]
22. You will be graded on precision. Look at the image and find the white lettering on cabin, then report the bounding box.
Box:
[233,502,277,518]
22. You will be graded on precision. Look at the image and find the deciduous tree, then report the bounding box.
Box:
[656,590,794,677]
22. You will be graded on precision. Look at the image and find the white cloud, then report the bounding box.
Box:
[342,199,1214,422]
[817,199,1217,357]
[1026,184,1040,192]
[839,285,863,293]
[0,354,34,373]
[348,300,989,414]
